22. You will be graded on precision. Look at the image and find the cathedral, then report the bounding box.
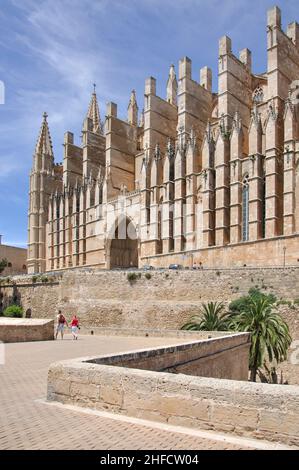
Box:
[27,6,299,273]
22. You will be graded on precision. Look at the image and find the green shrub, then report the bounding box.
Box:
[229,288,277,314]
[40,276,49,283]
[127,272,138,284]
[0,258,8,274]
[293,298,299,306]
[3,305,23,318]
[32,276,38,283]
[145,273,152,280]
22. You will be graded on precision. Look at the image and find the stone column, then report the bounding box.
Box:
[185,130,198,251]
[79,187,86,266]
[283,98,298,235]
[248,107,264,240]
[229,113,243,244]
[162,144,175,253]
[265,102,283,238]
[174,136,186,252]
[215,119,230,246]
[202,123,215,247]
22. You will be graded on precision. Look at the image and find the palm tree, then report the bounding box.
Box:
[182,302,229,331]
[229,297,292,382]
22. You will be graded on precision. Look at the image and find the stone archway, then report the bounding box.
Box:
[109,217,138,268]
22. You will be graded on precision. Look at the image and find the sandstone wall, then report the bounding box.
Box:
[0,318,54,343]
[1,267,298,383]
[88,333,250,381]
[48,355,299,447]
[1,267,298,328]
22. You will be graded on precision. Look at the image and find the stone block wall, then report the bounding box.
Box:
[87,333,250,381]
[48,350,299,447]
[1,267,298,383]
[0,318,54,343]
[1,267,298,328]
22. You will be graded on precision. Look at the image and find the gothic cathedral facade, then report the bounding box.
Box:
[28,7,299,273]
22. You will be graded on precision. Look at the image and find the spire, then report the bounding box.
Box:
[35,112,54,157]
[86,84,102,134]
[127,89,138,126]
[166,64,178,106]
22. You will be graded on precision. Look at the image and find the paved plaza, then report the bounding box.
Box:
[0,335,289,450]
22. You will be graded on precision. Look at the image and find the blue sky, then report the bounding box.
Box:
[0,0,298,247]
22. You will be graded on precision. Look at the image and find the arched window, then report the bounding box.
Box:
[261,176,266,238]
[157,197,163,254]
[253,87,264,104]
[242,175,249,242]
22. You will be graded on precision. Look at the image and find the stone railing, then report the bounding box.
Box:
[47,336,299,447]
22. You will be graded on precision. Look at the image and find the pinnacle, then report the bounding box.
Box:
[87,85,102,134]
[35,112,54,157]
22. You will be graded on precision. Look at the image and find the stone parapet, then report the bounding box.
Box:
[0,318,54,343]
[47,336,299,447]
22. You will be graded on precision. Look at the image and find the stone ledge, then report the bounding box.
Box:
[0,318,54,343]
[48,348,299,447]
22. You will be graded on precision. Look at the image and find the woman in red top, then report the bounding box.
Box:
[70,315,79,340]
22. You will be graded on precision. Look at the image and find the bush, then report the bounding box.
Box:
[32,276,38,283]
[145,273,152,280]
[229,288,276,314]
[0,258,8,274]
[40,276,49,283]
[3,305,23,318]
[127,272,138,284]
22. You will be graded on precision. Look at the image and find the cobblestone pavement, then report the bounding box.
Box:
[0,335,272,450]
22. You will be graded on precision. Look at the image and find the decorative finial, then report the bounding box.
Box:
[93,83,96,94]
[43,112,48,121]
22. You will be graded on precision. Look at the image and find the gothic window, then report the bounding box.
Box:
[169,203,174,252]
[253,87,264,104]
[157,197,163,254]
[99,188,103,206]
[261,176,266,238]
[242,175,249,242]
[56,202,60,246]
[209,147,215,168]
[169,159,174,182]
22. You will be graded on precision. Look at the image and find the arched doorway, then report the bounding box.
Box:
[109,217,138,268]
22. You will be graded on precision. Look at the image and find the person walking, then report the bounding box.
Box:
[55,310,68,340]
[70,314,80,340]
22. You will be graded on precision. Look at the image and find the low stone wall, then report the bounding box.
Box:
[87,333,250,380]
[48,342,299,447]
[78,327,232,338]
[0,318,54,343]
